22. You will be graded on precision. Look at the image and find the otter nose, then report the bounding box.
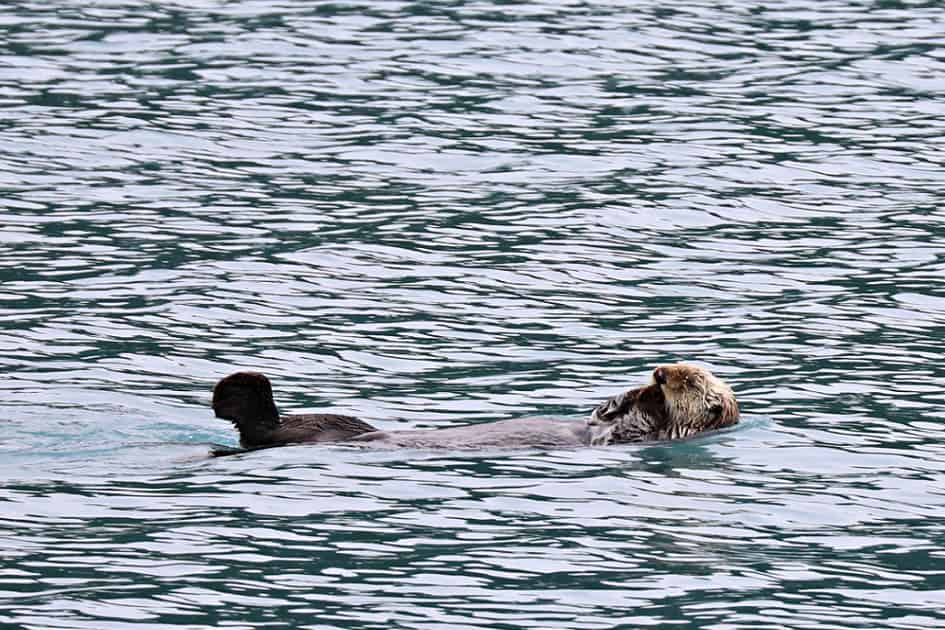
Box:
[654,368,666,385]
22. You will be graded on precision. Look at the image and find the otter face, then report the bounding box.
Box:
[652,363,739,435]
[652,364,705,397]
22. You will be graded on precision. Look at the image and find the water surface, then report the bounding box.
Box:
[1,1,944,628]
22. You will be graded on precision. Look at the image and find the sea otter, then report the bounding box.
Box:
[211,364,738,453]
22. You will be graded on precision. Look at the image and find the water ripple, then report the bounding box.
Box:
[2,0,945,628]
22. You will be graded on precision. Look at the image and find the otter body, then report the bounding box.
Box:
[348,418,591,450]
[211,364,738,454]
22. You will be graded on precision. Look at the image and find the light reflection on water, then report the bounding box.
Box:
[2,0,945,628]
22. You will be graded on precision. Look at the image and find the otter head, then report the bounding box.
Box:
[652,363,739,437]
[213,371,281,446]
[588,363,738,445]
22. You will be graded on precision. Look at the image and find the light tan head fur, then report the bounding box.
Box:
[587,363,739,445]
[652,363,739,438]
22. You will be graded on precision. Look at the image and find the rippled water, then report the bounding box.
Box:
[2,1,945,628]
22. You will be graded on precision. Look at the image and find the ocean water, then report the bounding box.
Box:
[2,1,944,628]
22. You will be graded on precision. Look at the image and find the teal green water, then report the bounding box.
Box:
[2,1,945,628]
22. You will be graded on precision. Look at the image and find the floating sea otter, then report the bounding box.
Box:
[211,364,739,453]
